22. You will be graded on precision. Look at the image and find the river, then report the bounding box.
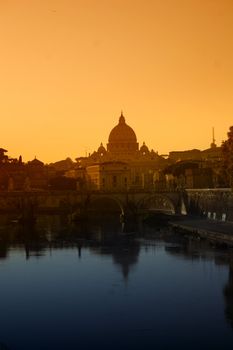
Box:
[0,214,233,349]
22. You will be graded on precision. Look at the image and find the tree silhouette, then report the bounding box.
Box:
[222,126,233,187]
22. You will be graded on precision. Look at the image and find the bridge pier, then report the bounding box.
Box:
[19,195,37,226]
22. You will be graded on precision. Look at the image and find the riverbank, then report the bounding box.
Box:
[170,217,233,246]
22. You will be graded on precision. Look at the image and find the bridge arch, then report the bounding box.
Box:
[137,194,176,215]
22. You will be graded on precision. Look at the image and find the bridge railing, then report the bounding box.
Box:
[0,188,184,196]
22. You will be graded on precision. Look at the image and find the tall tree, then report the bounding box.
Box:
[222,126,233,187]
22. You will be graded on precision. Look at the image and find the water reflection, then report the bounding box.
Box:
[0,214,141,280]
[0,214,233,349]
[164,237,233,331]
[224,261,233,329]
[90,244,140,281]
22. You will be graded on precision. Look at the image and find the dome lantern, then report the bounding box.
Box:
[119,111,126,124]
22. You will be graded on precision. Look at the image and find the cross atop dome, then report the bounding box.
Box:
[119,110,125,124]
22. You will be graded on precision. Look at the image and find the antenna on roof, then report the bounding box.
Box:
[211,127,216,148]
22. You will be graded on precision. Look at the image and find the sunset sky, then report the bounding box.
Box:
[0,0,233,163]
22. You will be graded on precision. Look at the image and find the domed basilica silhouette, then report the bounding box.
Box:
[76,112,167,190]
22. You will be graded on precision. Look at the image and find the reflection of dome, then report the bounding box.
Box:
[107,112,139,159]
[108,112,137,144]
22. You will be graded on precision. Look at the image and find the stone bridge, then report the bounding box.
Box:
[186,188,233,221]
[1,189,231,221]
[0,190,187,219]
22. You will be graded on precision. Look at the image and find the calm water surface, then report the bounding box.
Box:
[0,215,233,349]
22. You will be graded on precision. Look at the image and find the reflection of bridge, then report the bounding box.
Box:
[0,190,187,218]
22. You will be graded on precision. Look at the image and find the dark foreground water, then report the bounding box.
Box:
[0,215,233,350]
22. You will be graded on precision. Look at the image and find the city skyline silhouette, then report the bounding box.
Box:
[1,3,233,350]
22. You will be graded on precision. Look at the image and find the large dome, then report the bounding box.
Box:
[108,113,137,143]
[107,113,139,159]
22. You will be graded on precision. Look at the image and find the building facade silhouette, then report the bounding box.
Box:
[74,112,167,190]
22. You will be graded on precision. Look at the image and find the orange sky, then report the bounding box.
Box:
[0,0,233,163]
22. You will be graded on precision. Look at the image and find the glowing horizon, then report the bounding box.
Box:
[1,0,233,163]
